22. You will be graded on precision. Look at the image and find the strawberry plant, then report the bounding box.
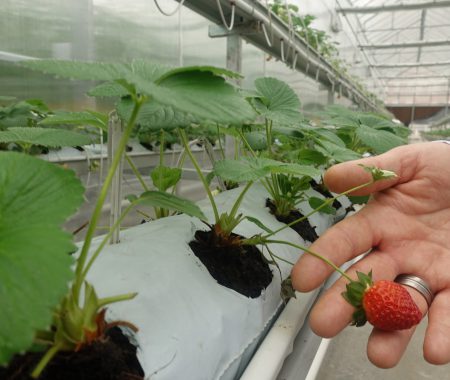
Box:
[319,105,409,155]
[1,58,255,377]
[0,152,85,367]
[0,98,100,154]
[239,77,326,233]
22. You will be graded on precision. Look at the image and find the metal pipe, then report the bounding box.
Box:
[380,74,450,80]
[0,51,36,62]
[373,60,450,68]
[359,39,450,50]
[338,1,450,13]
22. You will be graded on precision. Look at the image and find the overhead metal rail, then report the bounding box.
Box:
[380,75,450,80]
[0,51,36,62]
[373,60,450,68]
[338,1,450,13]
[359,39,450,50]
[386,83,449,88]
[357,24,450,33]
[177,0,382,112]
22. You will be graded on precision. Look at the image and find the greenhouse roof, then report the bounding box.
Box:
[337,0,450,106]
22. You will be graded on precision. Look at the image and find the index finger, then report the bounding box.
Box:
[324,144,420,196]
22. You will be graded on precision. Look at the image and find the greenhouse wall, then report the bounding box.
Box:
[1,0,357,112]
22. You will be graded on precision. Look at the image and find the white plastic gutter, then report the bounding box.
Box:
[239,289,320,380]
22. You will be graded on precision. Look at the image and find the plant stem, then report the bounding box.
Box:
[125,154,149,192]
[73,98,143,301]
[264,180,373,239]
[154,130,166,218]
[266,248,295,266]
[228,181,253,220]
[265,119,273,156]
[81,204,134,281]
[31,343,63,379]
[265,239,352,282]
[98,292,138,308]
[159,129,165,167]
[238,129,257,157]
[217,124,225,160]
[234,136,239,160]
[179,128,219,222]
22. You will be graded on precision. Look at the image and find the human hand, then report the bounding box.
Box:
[291,142,450,368]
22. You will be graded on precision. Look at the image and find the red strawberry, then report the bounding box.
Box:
[342,271,422,331]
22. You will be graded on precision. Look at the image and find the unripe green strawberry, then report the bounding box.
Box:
[342,271,422,331]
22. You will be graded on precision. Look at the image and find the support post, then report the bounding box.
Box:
[327,89,334,105]
[225,33,242,158]
[107,111,124,244]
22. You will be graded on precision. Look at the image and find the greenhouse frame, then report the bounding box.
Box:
[1,1,450,379]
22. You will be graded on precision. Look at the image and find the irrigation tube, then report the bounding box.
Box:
[304,338,331,380]
[239,289,320,380]
[233,0,329,77]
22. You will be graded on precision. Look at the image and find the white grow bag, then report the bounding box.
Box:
[84,184,334,380]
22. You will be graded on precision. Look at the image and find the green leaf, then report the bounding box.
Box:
[22,60,256,126]
[245,216,274,234]
[348,195,370,205]
[0,152,84,365]
[150,166,182,192]
[356,125,406,154]
[214,157,320,183]
[126,194,138,203]
[0,99,50,129]
[297,149,328,165]
[0,96,16,103]
[21,60,131,81]
[308,197,336,215]
[0,127,93,147]
[357,114,409,137]
[214,157,284,182]
[244,131,267,150]
[251,77,301,125]
[117,97,196,130]
[88,82,130,98]
[130,70,256,125]
[130,60,172,82]
[315,140,361,163]
[88,61,171,97]
[307,127,346,147]
[40,111,108,130]
[135,191,206,220]
[158,65,243,82]
[271,162,322,178]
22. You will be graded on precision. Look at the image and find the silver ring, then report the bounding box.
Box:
[395,274,434,307]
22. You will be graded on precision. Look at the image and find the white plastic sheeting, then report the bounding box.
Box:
[83,183,333,379]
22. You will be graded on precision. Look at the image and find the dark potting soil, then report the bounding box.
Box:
[0,327,144,380]
[265,199,318,243]
[310,180,342,210]
[189,230,273,298]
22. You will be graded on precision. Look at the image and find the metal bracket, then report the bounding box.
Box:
[107,111,124,245]
[208,20,260,38]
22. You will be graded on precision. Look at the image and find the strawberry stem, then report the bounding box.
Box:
[262,180,373,239]
[263,239,353,282]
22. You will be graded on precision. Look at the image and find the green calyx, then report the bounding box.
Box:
[53,283,104,350]
[341,271,373,327]
[359,164,397,182]
[32,283,137,378]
